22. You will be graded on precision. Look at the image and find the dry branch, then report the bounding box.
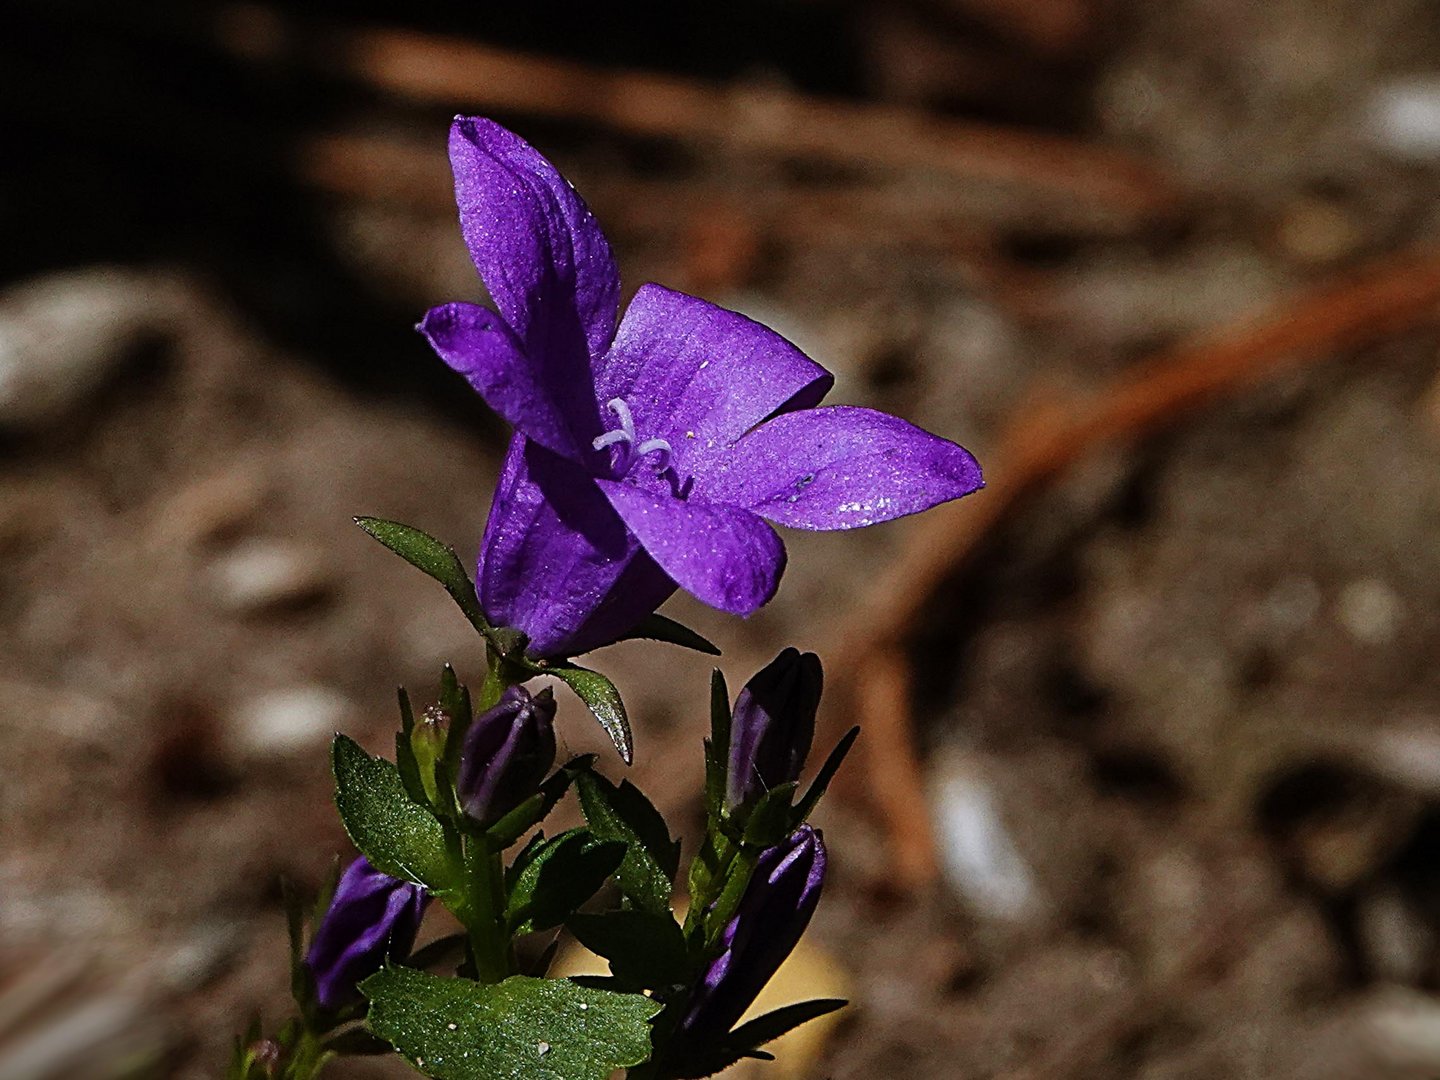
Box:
[832,247,1440,888]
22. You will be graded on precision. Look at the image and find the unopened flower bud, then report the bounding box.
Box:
[726,648,822,811]
[680,825,827,1044]
[411,704,450,806]
[456,685,557,826]
[304,857,428,1011]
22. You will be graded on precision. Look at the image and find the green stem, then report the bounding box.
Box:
[477,647,532,710]
[464,833,512,983]
[283,1026,332,1080]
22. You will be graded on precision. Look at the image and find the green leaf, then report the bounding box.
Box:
[331,735,454,893]
[505,829,626,935]
[726,998,848,1051]
[394,688,431,808]
[611,614,721,656]
[547,662,633,764]
[362,968,660,1080]
[741,781,799,848]
[704,669,731,820]
[355,517,489,633]
[576,772,680,916]
[666,1000,845,1079]
[486,755,595,850]
[793,725,860,823]
[567,910,691,991]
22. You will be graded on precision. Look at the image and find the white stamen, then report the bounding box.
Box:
[592,428,631,452]
[604,397,636,444]
[636,437,672,470]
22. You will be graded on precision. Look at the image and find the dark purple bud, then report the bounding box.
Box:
[304,857,428,1011]
[726,649,822,810]
[456,685,557,826]
[680,826,827,1044]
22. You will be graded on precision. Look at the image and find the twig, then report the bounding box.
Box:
[213,4,1180,224]
[831,246,1440,887]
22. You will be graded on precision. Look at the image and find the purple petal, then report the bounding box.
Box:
[701,406,983,530]
[596,285,833,477]
[419,302,579,458]
[477,436,676,656]
[595,480,786,615]
[449,117,620,445]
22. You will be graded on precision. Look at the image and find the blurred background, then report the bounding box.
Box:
[6,0,1440,1076]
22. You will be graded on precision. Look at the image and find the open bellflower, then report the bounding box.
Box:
[304,857,429,1011]
[727,648,822,810]
[455,685,557,825]
[422,117,984,657]
[679,826,827,1046]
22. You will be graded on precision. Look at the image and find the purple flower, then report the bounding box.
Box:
[422,117,983,657]
[727,648,822,811]
[304,857,428,1011]
[455,685,557,826]
[679,826,827,1045]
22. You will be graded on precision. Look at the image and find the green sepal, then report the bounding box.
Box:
[547,661,633,764]
[331,735,455,897]
[792,725,860,824]
[567,910,691,992]
[361,968,660,1080]
[354,517,490,636]
[485,755,596,850]
[576,772,681,917]
[704,669,731,822]
[702,848,760,944]
[505,828,627,935]
[666,999,846,1080]
[741,781,799,849]
[609,614,721,656]
[394,688,434,809]
[725,998,847,1055]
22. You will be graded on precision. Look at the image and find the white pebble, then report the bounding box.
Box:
[232,686,349,758]
[1336,578,1402,644]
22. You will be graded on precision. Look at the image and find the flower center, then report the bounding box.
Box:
[592,398,673,476]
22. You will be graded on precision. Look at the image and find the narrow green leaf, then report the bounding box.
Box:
[505,829,626,935]
[611,614,721,656]
[576,772,680,916]
[394,688,430,808]
[354,517,489,633]
[567,910,690,991]
[362,968,660,1080]
[725,998,848,1051]
[486,754,594,849]
[705,669,731,821]
[793,725,860,823]
[331,735,453,893]
[741,781,799,849]
[548,662,632,764]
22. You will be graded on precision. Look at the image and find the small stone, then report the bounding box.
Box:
[1366,80,1440,160]
[928,755,1040,924]
[209,539,334,613]
[1336,578,1402,645]
[232,686,349,758]
[0,268,178,431]
[537,1041,550,1056]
